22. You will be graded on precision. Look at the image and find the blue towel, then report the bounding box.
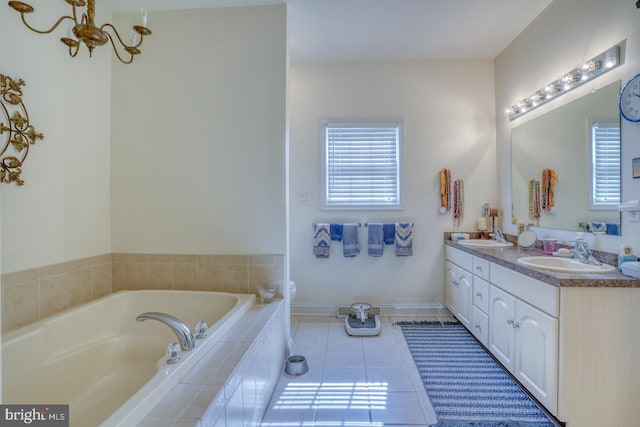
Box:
[395,222,413,256]
[367,223,384,257]
[330,223,343,241]
[313,223,330,258]
[383,223,395,245]
[342,223,360,257]
[586,222,606,234]
[605,222,619,235]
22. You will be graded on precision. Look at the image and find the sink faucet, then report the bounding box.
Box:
[136,312,196,351]
[572,239,602,266]
[493,227,507,244]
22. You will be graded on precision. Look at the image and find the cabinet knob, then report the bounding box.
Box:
[476,266,483,272]
[507,319,513,325]
[475,292,483,299]
[453,280,459,287]
[474,323,481,330]
[513,322,520,329]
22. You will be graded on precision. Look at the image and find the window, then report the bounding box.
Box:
[590,120,621,208]
[323,120,402,209]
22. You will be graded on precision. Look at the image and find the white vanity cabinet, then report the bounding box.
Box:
[446,245,559,414]
[489,283,558,413]
[445,260,473,329]
[445,247,489,344]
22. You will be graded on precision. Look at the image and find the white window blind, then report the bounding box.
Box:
[591,121,621,207]
[323,121,402,208]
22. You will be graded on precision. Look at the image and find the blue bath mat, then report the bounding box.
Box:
[398,321,557,427]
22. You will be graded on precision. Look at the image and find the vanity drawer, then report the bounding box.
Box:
[490,263,559,317]
[471,306,489,347]
[473,276,490,314]
[473,257,490,280]
[445,246,473,271]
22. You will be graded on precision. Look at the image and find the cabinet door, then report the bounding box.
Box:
[445,261,458,314]
[514,299,558,413]
[456,269,473,328]
[489,285,515,372]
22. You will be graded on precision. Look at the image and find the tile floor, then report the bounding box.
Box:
[261,316,438,427]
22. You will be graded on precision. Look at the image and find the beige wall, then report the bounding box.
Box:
[110,5,287,256]
[290,60,496,310]
[495,0,640,253]
[0,1,112,274]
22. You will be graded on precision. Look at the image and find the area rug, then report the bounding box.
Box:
[399,321,557,427]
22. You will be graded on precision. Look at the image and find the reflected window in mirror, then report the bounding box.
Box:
[511,80,622,236]
[590,120,620,209]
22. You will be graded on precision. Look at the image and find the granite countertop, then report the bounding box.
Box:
[444,239,640,288]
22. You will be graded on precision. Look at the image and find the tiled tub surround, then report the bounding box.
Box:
[139,300,286,427]
[1,253,283,332]
[444,238,640,427]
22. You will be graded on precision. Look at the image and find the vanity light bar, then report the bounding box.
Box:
[505,45,621,121]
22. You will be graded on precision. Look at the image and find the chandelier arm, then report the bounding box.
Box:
[100,23,136,49]
[103,32,134,64]
[19,14,77,35]
[68,43,80,58]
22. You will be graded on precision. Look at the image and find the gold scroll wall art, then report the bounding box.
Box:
[0,73,44,186]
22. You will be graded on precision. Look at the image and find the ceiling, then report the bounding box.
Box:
[103,0,553,62]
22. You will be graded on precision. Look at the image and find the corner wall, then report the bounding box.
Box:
[289,60,496,310]
[495,0,640,253]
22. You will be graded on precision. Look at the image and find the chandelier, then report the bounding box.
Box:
[7,0,152,64]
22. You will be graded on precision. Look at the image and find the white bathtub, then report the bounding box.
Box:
[2,290,255,427]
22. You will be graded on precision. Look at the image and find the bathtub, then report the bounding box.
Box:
[2,290,255,426]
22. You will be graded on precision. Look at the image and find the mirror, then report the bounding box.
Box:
[511,80,621,235]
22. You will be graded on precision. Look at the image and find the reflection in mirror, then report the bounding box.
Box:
[511,80,621,235]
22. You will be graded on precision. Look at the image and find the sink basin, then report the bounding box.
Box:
[457,239,513,248]
[517,256,617,274]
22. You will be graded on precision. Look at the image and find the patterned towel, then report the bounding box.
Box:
[367,223,384,257]
[342,223,360,257]
[395,222,413,256]
[313,223,330,258]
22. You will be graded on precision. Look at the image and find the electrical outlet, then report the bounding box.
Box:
[298,191,311,202]
[629,210,640,223]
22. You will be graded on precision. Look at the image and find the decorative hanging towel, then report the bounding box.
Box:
[453,179,464,229]
[528,179,541,225]
[395,222,413,256]
[541,168,558,212]
[313,223,331,258]
[439,169,452,214]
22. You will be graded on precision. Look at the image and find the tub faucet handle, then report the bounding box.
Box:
[195,320,208,339]
[166,342,181,364]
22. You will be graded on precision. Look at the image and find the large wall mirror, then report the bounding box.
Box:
[511,80,621,235]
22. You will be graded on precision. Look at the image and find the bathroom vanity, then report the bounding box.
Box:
[444,239,640,427]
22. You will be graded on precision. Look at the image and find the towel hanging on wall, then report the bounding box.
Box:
[528,179,541,225]
[342,223,360,257]
[313,223,331,258]
[453,179,464,229]
[395,222,413,256]
[439,169,452,214]
[367,223,384,257]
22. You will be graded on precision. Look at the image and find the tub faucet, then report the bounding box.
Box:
[136,312,196,351]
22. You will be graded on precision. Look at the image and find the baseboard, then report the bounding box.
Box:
[291,303,451,318]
